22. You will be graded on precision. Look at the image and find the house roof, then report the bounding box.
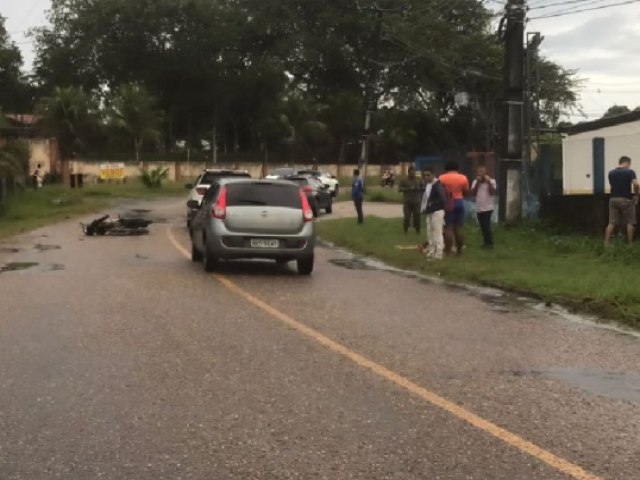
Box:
[6,114,40,126]
[566,110,640,136]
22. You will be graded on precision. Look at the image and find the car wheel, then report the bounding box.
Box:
[325,198,332,214]
[297,254,314,275]
[191,241,202,262]
[202,238,219,272]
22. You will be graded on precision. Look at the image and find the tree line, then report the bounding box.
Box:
[1,0,583,166]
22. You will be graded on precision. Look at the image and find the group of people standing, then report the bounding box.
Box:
[352,161,497,260]
[417,161,496,259]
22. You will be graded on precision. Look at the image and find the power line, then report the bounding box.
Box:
[530,0,640,18]
[528,0,614,16]
[529,0,608,9]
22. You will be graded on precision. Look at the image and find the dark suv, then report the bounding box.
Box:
[285,175,332,217]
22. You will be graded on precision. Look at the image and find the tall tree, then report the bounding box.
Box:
[602,105,631,118]
[37,86,98,162]
[0,15,33,112]
[108,83,163,164]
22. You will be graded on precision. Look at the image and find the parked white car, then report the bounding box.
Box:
[296,169,340,197]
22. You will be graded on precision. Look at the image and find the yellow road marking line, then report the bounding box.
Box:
[167,227,602,480]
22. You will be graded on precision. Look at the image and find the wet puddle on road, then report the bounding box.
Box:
[328,258,380,271]
[324,242,640,336]
[0,262,66,273]
[0,262,39,273]
[34,244,62,252]
[542,368,640,403]
[328,251,519,314]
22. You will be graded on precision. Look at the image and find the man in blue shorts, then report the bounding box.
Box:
[606,156,640,245]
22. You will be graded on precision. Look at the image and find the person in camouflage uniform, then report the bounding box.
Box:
[398,166,424,234]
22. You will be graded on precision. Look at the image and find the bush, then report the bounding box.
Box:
[140,167,169,188]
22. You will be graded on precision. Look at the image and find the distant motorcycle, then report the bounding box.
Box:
[381,172,395,187]
[81,215,153,236]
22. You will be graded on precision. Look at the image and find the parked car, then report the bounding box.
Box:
[285,175,332,217]
[188,178,316,274]
[185,169,250,226]
[265,167,297,179]
[296,169,340,197]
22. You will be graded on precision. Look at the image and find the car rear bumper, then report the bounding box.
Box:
[205,223,315,260]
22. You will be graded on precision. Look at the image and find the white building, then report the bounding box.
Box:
[563,111,640,195]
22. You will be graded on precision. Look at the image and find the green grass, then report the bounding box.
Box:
[0,181,185,240]
[335,177,403,204]
[317,216,640,329]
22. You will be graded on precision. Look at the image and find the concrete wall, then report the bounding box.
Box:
[563,120,640,195]
[68,160,409,184]
[29,139,55,175]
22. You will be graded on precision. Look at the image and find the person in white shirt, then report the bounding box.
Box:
[470,166,497,248]
[419,169,446,260]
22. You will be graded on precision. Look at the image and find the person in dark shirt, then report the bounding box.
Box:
[351,169,364,224]
[606,156,640,245]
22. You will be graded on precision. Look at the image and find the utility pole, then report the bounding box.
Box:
[357,2,406,181]
[357,3,385,183]
[498,0,526,225]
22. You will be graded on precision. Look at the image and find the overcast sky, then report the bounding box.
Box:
[1,0,639,122]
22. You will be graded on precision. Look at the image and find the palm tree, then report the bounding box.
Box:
[37,86,97,184]
[108,83,163,166]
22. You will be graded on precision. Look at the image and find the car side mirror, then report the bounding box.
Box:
[185,183,194,189]
[187,200,200,210]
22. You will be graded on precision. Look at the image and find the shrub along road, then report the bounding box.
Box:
[0,198,638,479]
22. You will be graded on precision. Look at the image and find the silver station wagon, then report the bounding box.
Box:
[188,179,316,275]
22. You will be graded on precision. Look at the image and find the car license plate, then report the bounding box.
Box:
[250,239,279,248]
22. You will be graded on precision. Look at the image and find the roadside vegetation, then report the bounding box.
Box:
[335,178,403,204]
[317,216,640,329]
[0,182,184,240]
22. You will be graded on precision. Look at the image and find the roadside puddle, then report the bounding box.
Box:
[540,368,640,404]
[324,241,640,338]
[328,258,379,271]
[328,251,518,314]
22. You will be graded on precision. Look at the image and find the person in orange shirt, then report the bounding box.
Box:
[438,160,470,256]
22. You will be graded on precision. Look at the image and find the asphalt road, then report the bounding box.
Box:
[0,198,639,480]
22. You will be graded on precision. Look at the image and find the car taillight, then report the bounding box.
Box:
[196,186,209,195]
[302,185,313,193]
[211,186,227,219]
[300,189,314,221]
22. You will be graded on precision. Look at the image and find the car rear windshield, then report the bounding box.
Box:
[286,177,307,186]
[270,168,296,177]
[200,172,250,185]
[226,183,302,208]
[297,170,321,177]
